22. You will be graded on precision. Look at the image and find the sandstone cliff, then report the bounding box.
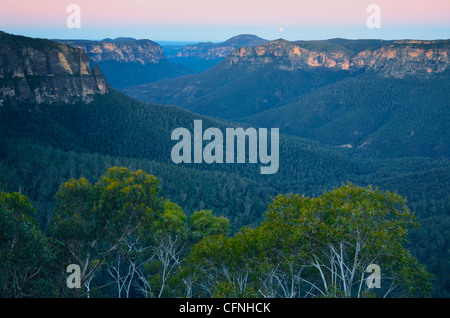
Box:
[0,31,108,105]
[59,38,165,64]
[226,39,450,78]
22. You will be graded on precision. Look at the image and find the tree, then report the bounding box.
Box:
[180,209,231,297]
[0,192,54,297]
[51,167,163,297]
[186,184,433,298]
[189,209,230,242]
[261,184,433,297]
[187,229,269,298]
[134,200,189,298]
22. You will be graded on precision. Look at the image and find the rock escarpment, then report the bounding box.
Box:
[226,39,450,78]
[59,38,165,64]
[0,31,108,105]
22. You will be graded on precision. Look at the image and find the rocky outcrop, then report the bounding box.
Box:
[226,39,450,78]
[227,40,352,70]
[0,31,109,105]
[167,34,268,60]
[59,38,165,64]
[352,40,450,77]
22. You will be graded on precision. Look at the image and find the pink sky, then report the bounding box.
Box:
[1,0,449,41]
[1,0,450,28]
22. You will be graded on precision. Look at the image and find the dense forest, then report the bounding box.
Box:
[0,169,433,298]
[123,59,450,159]
[0,90,448,297]
[244,72,450,158]
[93,60,194,89]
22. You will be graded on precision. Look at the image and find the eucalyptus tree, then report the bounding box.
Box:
[51,167,163,297]
[187,184,433,298]
[0,192,54,297]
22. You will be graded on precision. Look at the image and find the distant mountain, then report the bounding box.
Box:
[164,34,268,72]
[123,38,450,158]
[57,38,194,89]
[225,38,450,78]
[101,37,140,43]
[59,38,165,64]
[0,31,108,105]
[166,34,268,60]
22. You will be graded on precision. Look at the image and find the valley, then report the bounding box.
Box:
[0,31,448,297]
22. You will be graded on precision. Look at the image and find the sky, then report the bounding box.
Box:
[0,0,449,42]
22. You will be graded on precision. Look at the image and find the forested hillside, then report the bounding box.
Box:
[0,32,448,297]
[57,38,194,89]
[0,89,448,296]
[123,39,450,159]
[244,72,450,158]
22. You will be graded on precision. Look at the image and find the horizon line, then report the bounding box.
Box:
[2,30,450,44]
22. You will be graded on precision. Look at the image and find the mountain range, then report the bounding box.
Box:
[55,34,269,88]
[0,31,449,296]
[123,38,450,158]
[57,37,193,88]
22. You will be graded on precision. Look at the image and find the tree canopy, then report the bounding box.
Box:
[187,184,433,298]
[0,169,433,298]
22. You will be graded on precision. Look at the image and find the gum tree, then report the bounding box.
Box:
[0,192,54,297]
[187,184,433,298]
[260,184,433,297]
[134,200,189,298]
[51,167,163,297]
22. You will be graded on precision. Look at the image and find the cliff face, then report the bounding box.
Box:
[0,32,108,105]
[352,40,450,77]
[59,38,165,64]
[226,39,450,78]
[167,34,268,60]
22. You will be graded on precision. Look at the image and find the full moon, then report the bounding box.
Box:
[279,27,284,32]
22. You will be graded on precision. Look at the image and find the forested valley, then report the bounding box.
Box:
[0,90,448,297]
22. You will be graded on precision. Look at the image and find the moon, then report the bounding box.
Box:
[279,27,284,33]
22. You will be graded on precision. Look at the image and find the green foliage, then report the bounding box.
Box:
[245,73,450,158]
[0,31,59,52]
[213,281,258,298]
[51,167,164,294]
[292,39,390,55]
[158,200,187,236]
[53,167,162,243]
[0,87,448,296]
[187,185,433,298]
[0,33,446,297]
[262,184,433,297]
[124,64,354,120]
[0,192,55,297]
[189,210,230,242]
[0,70,448,297]
[0,178,436,298]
